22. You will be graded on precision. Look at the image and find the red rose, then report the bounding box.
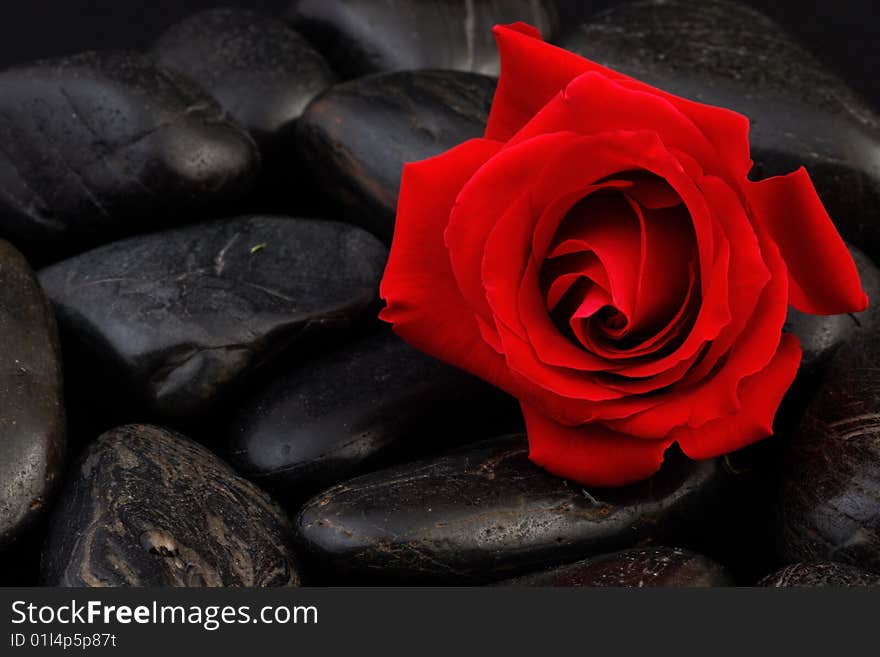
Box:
[379,23,868,486]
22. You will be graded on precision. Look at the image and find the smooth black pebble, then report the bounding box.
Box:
[558,0,880,262]
[760,562,879,587]
[294,436,722,584]
[42,424,299,587]
[229,328,521,504]
[0,240,65,550]
[298,70,496,241]
[503,546,733,587]
[153,8,337,204]
[778,329,880,573]
[285,0,559,77]
[0,51,259,262]
[39,215,387,423]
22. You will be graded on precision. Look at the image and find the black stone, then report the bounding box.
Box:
[0,239,64,550]
[42,424,299,586]
[503,546,733,587]
[760,562,880,587]
[228,328,521,504]
[294,436,722,584]
[154,9,335,147]
[778,329,880,573]
[286,0,560,78]
[39,215,387,423]
[558,0,880,262]
[784,244,880,375]
[298,70,496,241]
[0,51,259,263]
[152,9,336,205]
[685,241,879,584]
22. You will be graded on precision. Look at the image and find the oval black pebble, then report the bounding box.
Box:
[154,9,336,145]
[784,244,880,374]
[39,215,387,422]
[558,0,880,261]
[285,0,559,78]
[778,330,880,573]
[503,547,733,587]
[298,70,496,241]
[0,51,259,262]
[760,562,880,587]
[152,8,336,205]
[294,436,722,584]
[0,240,65,549]
[42,424,299,587]
[229,329,520,504]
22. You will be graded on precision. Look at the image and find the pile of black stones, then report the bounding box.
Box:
[2,0,880,587]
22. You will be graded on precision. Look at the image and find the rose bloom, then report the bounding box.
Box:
[379,23,868,486]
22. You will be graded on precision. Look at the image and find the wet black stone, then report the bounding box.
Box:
[298,70,496,241]
[503,546,733,587]
[0,51,259,263]
[42,424,299,587]
[784,244,880,375]
[39,215,387,423]
[294,436,722,584]
[152,9,336,205]
[228,328,521,504]
[760,562,880,587]
[686,241,878,584]
[778,329,880,573]
[558,0,880,262]
[0,239,65,550]
[286,0,560,78]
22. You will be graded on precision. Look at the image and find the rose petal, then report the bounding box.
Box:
[522,403,673,487]
[550,192,642,322]
[505,71,725,180]
[589,259,700,362]
[544,265,603,310]
[496,321,628,401]
[627,200,695,337]
[604,219,789,438]
[673,333,802,459]
[487,23,752,177]
[681,175,771,383]
[747,167,868,315]
[622,172,684,210]
[445,132,574,328]
[380,138,515,389]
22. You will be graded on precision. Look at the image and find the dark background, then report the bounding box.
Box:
[0,1,877,108]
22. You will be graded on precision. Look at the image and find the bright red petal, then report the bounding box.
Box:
[445,132,573,328]
[487,23,752,177]
[486,24,596,142]
[379,138,515,390]
[605,224,788,439]
[505,72,722,179]
[747,167,868,315]
[522,403,672,487]
[673,333,802,458]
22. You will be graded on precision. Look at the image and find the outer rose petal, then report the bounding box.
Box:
[522,403,672,487]
[380,138,515,391]
[673,333,802,459]
[486,23,752,178]
[747,167,868,315]
[505,71,723,180]
[446,132,574,328]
